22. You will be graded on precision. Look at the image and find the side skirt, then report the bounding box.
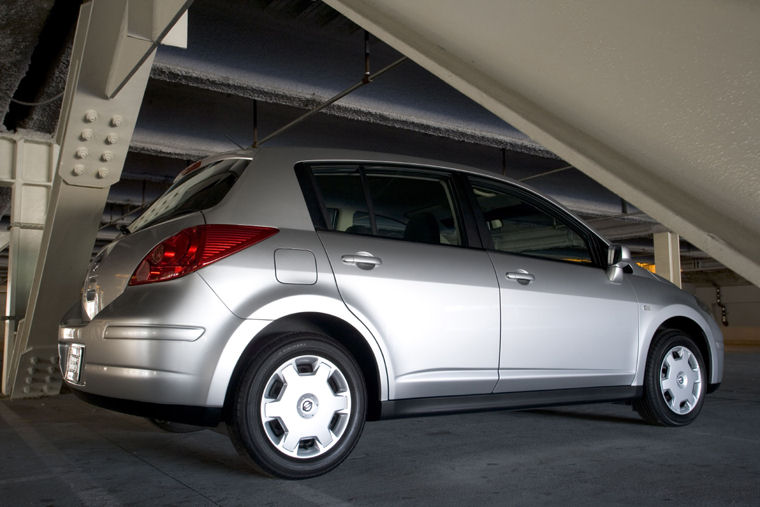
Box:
[380,386,642,419]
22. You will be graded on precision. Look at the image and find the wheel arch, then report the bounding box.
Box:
[222,312,385,421]
[650,316,712,387]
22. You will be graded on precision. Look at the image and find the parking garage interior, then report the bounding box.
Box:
[1,0,759,503]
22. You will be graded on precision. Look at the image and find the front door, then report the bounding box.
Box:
[468,176,639,392]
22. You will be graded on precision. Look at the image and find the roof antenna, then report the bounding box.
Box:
[253,31,407,147]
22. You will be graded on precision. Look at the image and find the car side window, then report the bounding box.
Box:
[311,165,462,246]
[470,178,593,264]
[311,169,370,234]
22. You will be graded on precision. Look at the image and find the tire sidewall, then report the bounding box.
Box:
[644,331,706,426]
[231,334,366,479]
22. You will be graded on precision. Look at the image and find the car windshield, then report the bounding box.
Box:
[127,158,249,233]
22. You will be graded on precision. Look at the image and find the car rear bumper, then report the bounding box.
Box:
[58,273,245,408]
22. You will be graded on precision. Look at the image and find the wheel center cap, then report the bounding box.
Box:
[677,373,687,388]
[297,394,318,418]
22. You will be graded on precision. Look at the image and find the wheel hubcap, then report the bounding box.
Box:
[260,355,351,459]
[297,394,318,419]
[659,345,702,415]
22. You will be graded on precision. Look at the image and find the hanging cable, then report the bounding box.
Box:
[714,286,729,326]
[363,31,371,83]
[518,164,573,182]
[254,31,407,147]
[252,99,259,147]
[254,56,407,147]
[3,91,64,107]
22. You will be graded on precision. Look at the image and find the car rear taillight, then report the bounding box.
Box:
[129,225,278,286]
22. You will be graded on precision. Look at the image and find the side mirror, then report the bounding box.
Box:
[607,245,632,283]
[608,244,632,265]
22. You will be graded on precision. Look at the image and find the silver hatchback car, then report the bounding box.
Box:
[59,147,723,478]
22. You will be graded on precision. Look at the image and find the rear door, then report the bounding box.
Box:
[467,176,639,392]
[301,164,500,400]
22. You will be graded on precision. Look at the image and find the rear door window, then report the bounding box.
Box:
[309,165,463,247]
[128,158,249,233]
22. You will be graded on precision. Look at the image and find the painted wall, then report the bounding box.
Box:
[692,285,760,345]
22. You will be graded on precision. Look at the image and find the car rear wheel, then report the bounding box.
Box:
[635,329,706,426]
[228,333,366,479]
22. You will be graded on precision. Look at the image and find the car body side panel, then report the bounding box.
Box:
[199,150,316,231]
[211,294,392,403]
[491,253,639,392]
[196,228,392,403]
[628,272,724,386]
[195,229,335,319]
[204,318,276,406]
[317,231,501,399]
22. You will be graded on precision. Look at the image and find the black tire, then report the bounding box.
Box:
[149,419,206,433]
[227,333,366,479]
[634,329,706,426]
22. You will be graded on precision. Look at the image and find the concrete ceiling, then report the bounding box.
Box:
[323,0,760,287]
[0,0,752,286]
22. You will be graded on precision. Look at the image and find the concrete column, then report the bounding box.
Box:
[654,231,682,288]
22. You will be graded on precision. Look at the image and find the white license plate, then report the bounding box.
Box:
[65,344,85,384]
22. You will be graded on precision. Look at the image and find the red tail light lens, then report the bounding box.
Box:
[129,225,278,286]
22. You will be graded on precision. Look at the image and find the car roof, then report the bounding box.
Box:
[195,146,610,246]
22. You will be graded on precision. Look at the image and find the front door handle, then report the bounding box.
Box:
[506,271,535,285]
[342,252,382,270]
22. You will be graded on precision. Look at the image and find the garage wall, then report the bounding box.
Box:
[694,285,760,346]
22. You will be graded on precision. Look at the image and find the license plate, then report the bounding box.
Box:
[65,344,85,384]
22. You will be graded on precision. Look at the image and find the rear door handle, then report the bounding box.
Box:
[506,271,535,285]
[341,252,382,270]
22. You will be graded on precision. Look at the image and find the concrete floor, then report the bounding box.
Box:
[1,348,759,506]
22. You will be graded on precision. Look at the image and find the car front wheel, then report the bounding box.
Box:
[635,329,706,426]
[228,333,366,479]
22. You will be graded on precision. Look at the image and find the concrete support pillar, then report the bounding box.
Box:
[654,231,682,289]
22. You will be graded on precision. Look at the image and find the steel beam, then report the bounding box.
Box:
[0,134,57,395]
[4,0,190,398]
[324,0,760,287]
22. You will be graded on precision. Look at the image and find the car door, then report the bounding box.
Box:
[467,176,639,393]
[304,164,501,400]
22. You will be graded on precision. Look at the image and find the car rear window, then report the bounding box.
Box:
[128,158,249,233]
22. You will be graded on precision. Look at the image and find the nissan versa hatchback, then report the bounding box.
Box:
[59,147,724,479]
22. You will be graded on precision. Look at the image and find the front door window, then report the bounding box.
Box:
[471,180,593,264]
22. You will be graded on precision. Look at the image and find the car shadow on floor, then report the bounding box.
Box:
[524,406,649,426]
